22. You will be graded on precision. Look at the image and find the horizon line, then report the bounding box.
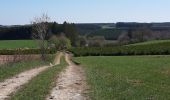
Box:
[2,21,170,26]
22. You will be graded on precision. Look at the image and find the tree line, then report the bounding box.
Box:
[0,22,79,46]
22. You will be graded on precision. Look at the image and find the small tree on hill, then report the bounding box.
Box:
[118,32,130,45]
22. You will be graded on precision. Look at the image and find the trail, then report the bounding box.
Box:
[0,53,62,100]
[53,52,62,65]
[47,53,88,100]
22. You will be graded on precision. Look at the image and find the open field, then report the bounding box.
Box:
[74,56,170,100]
[0,40,38,49]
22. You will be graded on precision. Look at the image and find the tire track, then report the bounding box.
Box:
[0,53,62,100]
[46,53,88,100]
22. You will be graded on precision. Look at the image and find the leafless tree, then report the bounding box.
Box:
[118,32,130,45]
[31,13,50,60]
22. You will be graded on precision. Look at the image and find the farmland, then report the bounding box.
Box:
[2,0,170,99]
[74,56,170,100]
[0,39,170,100]
[0,40,38,49]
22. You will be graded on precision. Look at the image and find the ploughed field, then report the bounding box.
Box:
[74,55,170,100]
[0,55,41,65]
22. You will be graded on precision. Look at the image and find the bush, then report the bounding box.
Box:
[48,35,71,50]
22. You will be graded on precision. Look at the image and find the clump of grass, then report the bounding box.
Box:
[10,56,67,100]
[74,56,170,100]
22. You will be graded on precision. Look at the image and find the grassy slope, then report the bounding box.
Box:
[0,40,38,49]
[74,56,170,100]
[10,56,67,100]
[0,55,54,82]
[128,40,170,46]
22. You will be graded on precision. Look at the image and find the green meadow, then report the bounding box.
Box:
[74,56,170,100]
[0,40,38,49]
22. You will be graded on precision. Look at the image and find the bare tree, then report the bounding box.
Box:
[118,32,130,45]
[31,13,50,60]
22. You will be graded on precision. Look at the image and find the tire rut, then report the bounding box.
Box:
[46,53,88,100]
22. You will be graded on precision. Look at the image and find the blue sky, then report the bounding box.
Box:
[0,0,170,25]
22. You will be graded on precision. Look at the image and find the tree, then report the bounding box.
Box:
[88,36,105,47]
[118,32,130,45]
[49,34,71,50]
[31,13,50,60]
[50,22,63,35]
[63,22,79,46]
[132,27,152,42]
[77,36,87,47]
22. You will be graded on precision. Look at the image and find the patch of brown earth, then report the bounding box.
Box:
[46,53,88,100]
[161,69,170,75]
[127,79,144,86]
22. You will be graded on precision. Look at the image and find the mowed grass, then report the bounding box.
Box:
[0,40,38,49]
[74,56,170,100]
[0,55,54,82]
[128,40,170,46]
[10,56,67,100]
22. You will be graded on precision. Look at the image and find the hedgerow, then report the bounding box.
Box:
[0,48,57,55]
[69,42,170,56]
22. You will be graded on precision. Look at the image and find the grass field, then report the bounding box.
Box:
[128,40,170,46]
[10,56,67,100]
[74,56,170,100]
[0,40,38,49]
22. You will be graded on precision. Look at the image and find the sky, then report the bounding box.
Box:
[0,0,170,25]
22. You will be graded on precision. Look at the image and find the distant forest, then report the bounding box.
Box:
[1,22,170,46]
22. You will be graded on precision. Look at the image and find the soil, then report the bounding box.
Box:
[46,53,88,100]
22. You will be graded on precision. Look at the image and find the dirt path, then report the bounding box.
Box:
[0,53,62,100]
[46,53,88,100]
[53,52,62,65]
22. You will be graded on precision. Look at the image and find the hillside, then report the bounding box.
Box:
[128,40,170,46]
